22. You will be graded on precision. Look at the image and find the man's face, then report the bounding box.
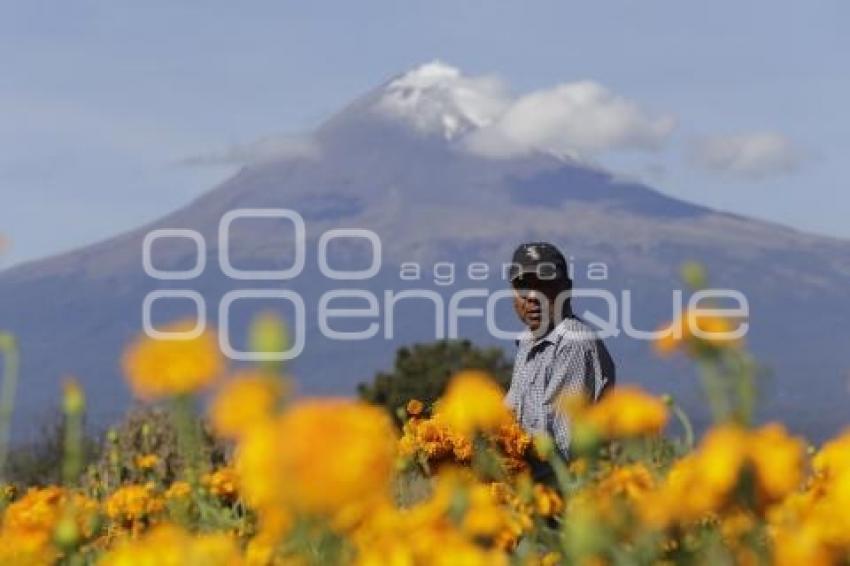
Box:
[511,274,565,333]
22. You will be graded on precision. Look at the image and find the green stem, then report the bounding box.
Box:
[671,402,695,451]
[698,358,732,424]
[0,333,19,484]
[63,410,84,486]
[171,395,203,487]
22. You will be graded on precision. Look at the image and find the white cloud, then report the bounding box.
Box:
[690,132,802,180]
[377,61,511,140]
[465,81,676,159]
[179,135,320,167]
[375,62,676,158]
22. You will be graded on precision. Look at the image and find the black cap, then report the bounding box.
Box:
[509,242,569,283]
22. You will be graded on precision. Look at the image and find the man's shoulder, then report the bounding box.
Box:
[552,316,598,345]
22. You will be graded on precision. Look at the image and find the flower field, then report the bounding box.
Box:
[0,293,849,564]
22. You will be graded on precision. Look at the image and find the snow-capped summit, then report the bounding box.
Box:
[374,61,509,140]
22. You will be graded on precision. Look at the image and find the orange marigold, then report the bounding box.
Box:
[437,371,511,435]
[237,399,396,518]
[654,309,743,356]
[406,399,424,417]
[209,372,285,439]
[122,320,223,400]
[569,385,668,438]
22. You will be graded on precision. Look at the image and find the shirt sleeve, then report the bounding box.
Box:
[543,339,597,459]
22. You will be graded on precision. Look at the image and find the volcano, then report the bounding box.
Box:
[2,62,849,441]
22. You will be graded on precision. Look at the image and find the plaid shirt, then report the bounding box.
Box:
[505,316,615,459]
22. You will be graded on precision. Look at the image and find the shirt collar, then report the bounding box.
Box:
[518,319,568,347]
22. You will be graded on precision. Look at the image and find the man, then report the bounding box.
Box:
[504,242,616,461]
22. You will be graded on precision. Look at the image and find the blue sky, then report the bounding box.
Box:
[1,0,847,268]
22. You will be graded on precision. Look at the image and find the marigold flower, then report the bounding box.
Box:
[99,524,244,566]
[596,463,655,503]
[644,422,805,527]
[533,484,564,517]
[462,483,512,538]
[134,453,159,471]
[236,399,396,518]
[812,428,850,482]
[406,399,424,417]
[209,372,285,439]
[654,309,743,356]
[748,423,805,504]
[203,467,239,501]
[1,486,99,558]
[105,484,164,524]
[352,473,510,565]
[437,371,511,435]
[122,320,224,400]
[568,386,668,439]
[164,481,192,500]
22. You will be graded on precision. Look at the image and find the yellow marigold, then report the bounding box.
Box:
[2,486,99,537]
[772,523,836,566]
[236,399,396,518]
[0,486,99,561]
[437,370,511,435]
[352,473,510,566]
[122,319,223,400]
[209,372,285,440]
[571,385,668,438]
[812,428,850,482]
[462,483,513,538]
[164,481,192,500]
[203,467,239,501]
[654,309,743,356]
[0,530,56,565]
[2,486,65,535]
[646,423,804,527]
[492,421,532,460]
[354,499,509,566]
[134,453,159,471]
[105,484,164,524]
[399,414,455,461]
[595,463,655,503]
[406,398,424,417]
[748,423,805,504]
[699,425,750,494]
[99,523,244,566]
[533,484,564,517]
[451,432,474,462]
[642,425,748,526]
[720,509,757,543]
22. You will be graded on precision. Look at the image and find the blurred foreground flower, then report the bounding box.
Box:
[564,385,669,440]
[209,371,286,440]
[122,320,223,400]
[644,423,804,526]
[237,399,396,519]
[0,486,98,563]
[655,309,744,356]
[437,371,511,435]
[99,523,244,566]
